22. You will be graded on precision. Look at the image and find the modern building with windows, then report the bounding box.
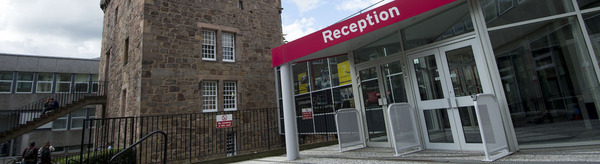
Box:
[0,53,99,156]
[274,0,600,158]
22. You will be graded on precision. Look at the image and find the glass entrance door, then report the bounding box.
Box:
[409,39,491,151]
[358,60,409,147]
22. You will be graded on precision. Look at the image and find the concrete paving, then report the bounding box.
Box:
[232,144,600,164]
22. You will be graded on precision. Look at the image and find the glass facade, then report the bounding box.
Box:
[285,55,354,134]
[277,0,600,148]
[403,2,473,50]
[486,1,600,146]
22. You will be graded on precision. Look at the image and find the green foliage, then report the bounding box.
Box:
[56,148,136,164]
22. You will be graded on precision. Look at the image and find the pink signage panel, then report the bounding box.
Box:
[271,0,456,67]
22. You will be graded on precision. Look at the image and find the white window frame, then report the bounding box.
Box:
[52,115,69,131]
[88,108,96,128]
[202,30,217,61]
[0,71,13,93]
[56,73,72,93]
[224,81,237,111]
[67,145,81,153]
[75,74,89,93]
[202,81,218,112]
[92,75,99,93]
[222,32,236,62]
[16,72,34,93]
[70,109,87,130]
[36,72,54,93]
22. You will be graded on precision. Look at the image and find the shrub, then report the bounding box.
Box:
[56,148,136,164]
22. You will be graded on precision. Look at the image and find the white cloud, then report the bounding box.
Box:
[335,0,393,12]
[0,0,103,58]
[283,18,317,42]
[289,0,322,14]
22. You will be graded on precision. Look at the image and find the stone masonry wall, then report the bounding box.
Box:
[100,0,145,118]
[139,0,282,115]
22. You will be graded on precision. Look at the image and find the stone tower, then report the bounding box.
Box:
[99,0,282,117]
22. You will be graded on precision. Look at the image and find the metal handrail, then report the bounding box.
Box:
[109,130,168,164]
[66,159,79,164]
[0,81,107,134]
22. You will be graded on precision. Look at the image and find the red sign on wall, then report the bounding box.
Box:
[216,114,233,128]
[302,108,313,120]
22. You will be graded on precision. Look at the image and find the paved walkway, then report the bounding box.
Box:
[233,145,600,164]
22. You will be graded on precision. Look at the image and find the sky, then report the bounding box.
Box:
[0,0,391,59]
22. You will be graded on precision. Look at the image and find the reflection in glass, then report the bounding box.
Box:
[481,0,573,28]
[490,17,600,145]
[311,59,331,90]
[578,0,600,10]
[360,68,388,142]
[354,32,401,64]
[295,94,314,133]
[445,46,483,97]
[424,109,453,143]
[292,63,310,94]
[584,12,600,62]
[382,61,408,103]
[333,86,354,110]
[403,3,472,50]
[311,90,333,114]
[459,106,482,143]
[413,55,444,100]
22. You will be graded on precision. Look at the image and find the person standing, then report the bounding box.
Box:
[39,141,54,164]
[21,142,38,164]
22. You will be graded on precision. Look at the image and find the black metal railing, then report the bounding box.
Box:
[54,108,290,163]
[0,81,107,134]
[109,131,167,164]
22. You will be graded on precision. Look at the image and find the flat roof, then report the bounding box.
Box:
[271,0,456,67]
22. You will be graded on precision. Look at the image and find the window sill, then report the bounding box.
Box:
[203,109,218,113]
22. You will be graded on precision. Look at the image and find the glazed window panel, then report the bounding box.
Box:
[329,56,350,87]
[292,63,310,95]
[16,72,34,93]
[70,108,87,129]
[577,0,600,10]
[310,59,331,91]
[0,71,13,93]
[224,81,237,111]
[92,75,99,93]
[489,16,600,146]
[402,3,472,50]
[52,115,69,130]
[222,32,235,62]
[56,73,72,93]
[480,0,574,28]
[354,31,402,63]
[202,81,218,112]
[37,72,53,93]
[75,74,90,93]
[202,30,217,61]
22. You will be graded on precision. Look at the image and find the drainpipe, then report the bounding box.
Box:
[280,62,299,160]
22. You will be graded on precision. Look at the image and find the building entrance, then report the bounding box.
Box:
[357,58,409,147]
[408,39,492,151]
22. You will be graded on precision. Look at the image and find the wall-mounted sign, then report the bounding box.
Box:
[337,60,351,85]
[298,72,308,94]
[302,108,313,120]
[216,114,233,128]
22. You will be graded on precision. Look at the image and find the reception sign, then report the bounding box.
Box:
[271,0,456,67]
